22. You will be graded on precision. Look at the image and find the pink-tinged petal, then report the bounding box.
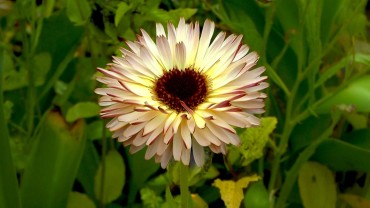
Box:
[139,46,163,77]
[126,40,140,54]
[206,121,231,144]
[156,23,166,37]
[181,148,191,165]
[171,114,183,133]
[180,121,191,149]
[123,122,147,138]
[187,118,196,133]
[164,112,177,133]
[129,143,146,154]
[223,130,240,146]
[156,137,168,155]
[143,114,167,135]
[167,22,177,59]
[132,130,150,146]
[193,128,211,146]
[209,116,236,134]
[231,99,265,109]
[175,42,186,70]
[246,114,261,126]
[156,35,173,69]
[145,138,159,159]
[195,19,215,69]
[164,128,174,144]
[196,127,221,146]
[146,126,163,145]
[244,82,270,92]
[160,146,173,168]
[173,133,183,161]
[233,44,249,62]
[176,18,187,42]
[192,140,205,166]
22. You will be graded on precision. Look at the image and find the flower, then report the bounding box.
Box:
[95,18,268,168]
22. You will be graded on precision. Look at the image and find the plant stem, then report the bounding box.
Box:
[179,162,191,208]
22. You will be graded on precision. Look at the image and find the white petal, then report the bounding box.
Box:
[195,19,215,69]
[181,148,191,165]
[156,23,166,37]
[192,140,205,166]
[180,121,191,149]
[173,132,183,161]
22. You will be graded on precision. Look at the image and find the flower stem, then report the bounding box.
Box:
[179,162,191,208]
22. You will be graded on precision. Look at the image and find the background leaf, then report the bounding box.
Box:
[66,192,95,208]
[66,102,100,122]
[20,111,86,208]
[94,149,126,204]
[298,162,336,208]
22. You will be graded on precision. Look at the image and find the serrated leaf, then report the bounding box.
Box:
[66,102,100,122]
[298,162,336,208]
[94,150,125,204]
[66,0,92,25]
[237,117,277,166]
[213,175,260,208]
[67,192,95,208]
[140,187,163,208]
[115,2,131,26]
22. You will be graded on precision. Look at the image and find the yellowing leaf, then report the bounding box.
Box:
[213,174,260,208]
[94,150,125,204]
[339,194,370,208]
[238,117,277,166]
[298,162,336,208]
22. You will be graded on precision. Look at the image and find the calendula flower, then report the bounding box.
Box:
[95,18,268,168]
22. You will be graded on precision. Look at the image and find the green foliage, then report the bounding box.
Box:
[1,0,370,207]
[237,117,277,166]
[20,111,86,208]
[94,149,126,204]
[298,162,337,208]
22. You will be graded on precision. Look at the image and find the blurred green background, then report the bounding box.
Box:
[1,0,370,207]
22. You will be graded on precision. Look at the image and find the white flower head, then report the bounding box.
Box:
[95,18,268,168]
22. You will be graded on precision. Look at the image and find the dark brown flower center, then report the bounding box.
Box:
[154,68,208,112]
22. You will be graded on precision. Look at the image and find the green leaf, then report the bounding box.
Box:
[115,2,131,26]
[237,117,277,166]
[94,149,125,204]
[76,140,100,198]
[312,130,370,172]
[298,162,336,208]
[165,186,177,208]
[126,148,160,204]
[317,75,370,113]
[0,48,21,208]
[66,102,100,122]
[244,181,270,208]
[20,111,87,208]
[215,0,263,53]
[66,0,92,25]
[316,53,370,87]
[140,187,163,208]
[145,8,197,24]
[213,175,260,208]
[66,192,96,208]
